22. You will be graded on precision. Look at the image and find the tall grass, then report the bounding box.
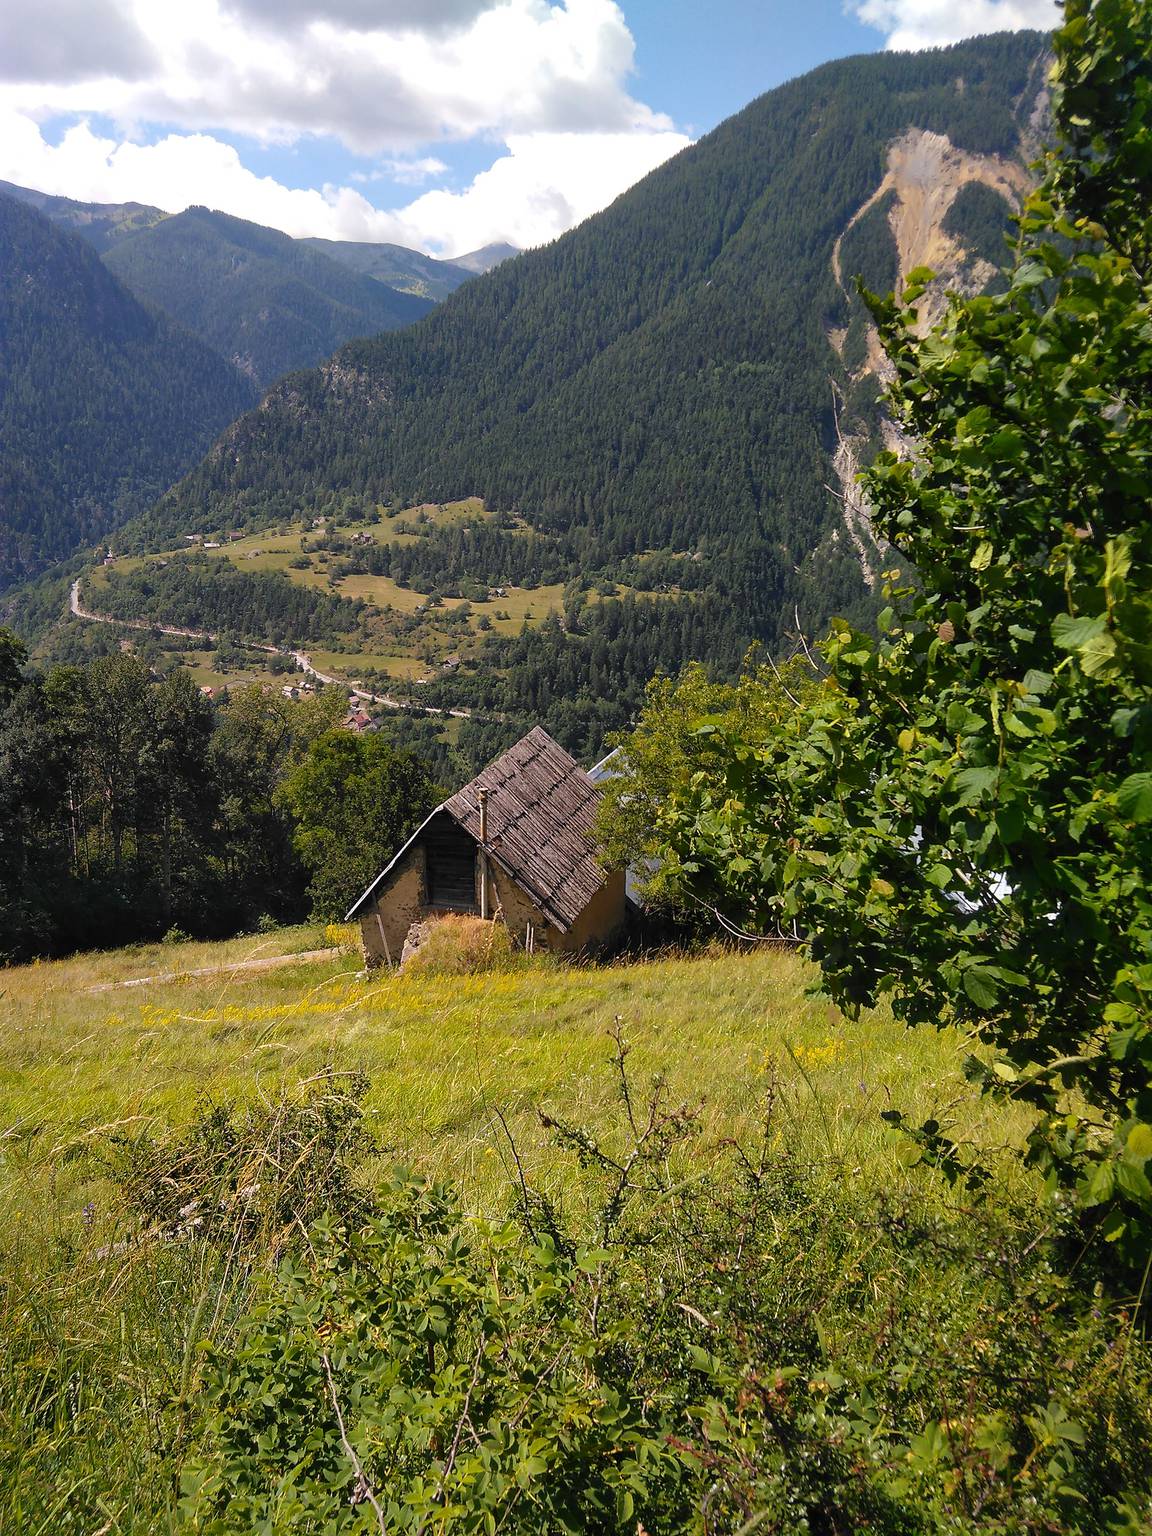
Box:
[0,943,1029,1211]
[0,940,1058,1531]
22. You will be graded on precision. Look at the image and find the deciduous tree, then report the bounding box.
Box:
[651,0,1152,1257]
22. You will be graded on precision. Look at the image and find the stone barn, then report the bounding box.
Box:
[346,726,627,965]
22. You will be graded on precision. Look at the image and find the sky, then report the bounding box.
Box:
[0,0,1059,260]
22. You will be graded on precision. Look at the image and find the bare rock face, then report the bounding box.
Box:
[826,126,1036,588]
[833,127,1032,337]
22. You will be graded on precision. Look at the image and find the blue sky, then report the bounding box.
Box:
[623,0,882,134]
[0,0,1057,257]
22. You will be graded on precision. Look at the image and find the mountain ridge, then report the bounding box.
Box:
[0,179,168,252]
[18,34,1048,756]
[101,205,434,389]
[137,35,1044,612]
[0,193,256,590]
[0,180,498,384]
[299,236,477,301]
[450,242,520,275]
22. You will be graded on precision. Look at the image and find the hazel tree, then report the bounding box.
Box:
[653,0,1152,1257]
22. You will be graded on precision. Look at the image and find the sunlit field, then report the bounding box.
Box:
[0,940,1027,1219]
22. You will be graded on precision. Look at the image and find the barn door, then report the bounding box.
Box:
[425,820,477,910]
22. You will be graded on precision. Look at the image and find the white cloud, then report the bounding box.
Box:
[0,0,669,153]
[0,0,690,254]
[0,113,418,240]
[400,129,691,255]
[849,0,1059,50]
[350,158,451,186]
[0,0,156,84]
[0,110,689,256]
[219,0,503,35]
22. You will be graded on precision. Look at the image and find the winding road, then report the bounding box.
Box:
[68,576,485,721]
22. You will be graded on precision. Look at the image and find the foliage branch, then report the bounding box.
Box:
[644,0,1152,1258]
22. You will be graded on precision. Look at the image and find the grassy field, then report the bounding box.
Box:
[83,501,691,691]
[0,940,1025,1221]
[307,647,431,681]
[5,935,1149,1535]
[179,660,287,689]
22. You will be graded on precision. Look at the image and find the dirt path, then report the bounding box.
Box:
[69,578,487,721]
[85,946,347,992]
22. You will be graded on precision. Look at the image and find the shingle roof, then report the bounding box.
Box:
[443,726,606,931]
[345,727,608,929]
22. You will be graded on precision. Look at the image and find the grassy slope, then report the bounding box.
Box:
[7,940,1146,1536]
[0,942,1026,1221]
[83,499,685,686]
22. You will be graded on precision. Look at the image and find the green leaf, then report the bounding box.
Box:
[952,765,997,805]
[1052,613,1107,651]
[1081,1159,1116,1208]
[995,804,1026,844]
[963,967,1001,1009]
[1115,1161,1152,1202]
[947,700,983,733]
[987,429,1025,461]
[1116,772,1152,823]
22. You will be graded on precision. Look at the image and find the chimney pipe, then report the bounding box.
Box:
[478,788,490,919]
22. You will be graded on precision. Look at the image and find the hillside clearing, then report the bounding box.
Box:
[0,942,1027,1217]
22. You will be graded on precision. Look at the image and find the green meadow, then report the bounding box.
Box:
[3,938,1147,1534]
[0,941,1015,1214]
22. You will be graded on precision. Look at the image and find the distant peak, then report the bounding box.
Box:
[449,242,519,274]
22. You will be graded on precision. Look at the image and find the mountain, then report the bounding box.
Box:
[0,179,167,253]
[101,207,435,389]
[301,238,477,302]
[119,34,1044,753]
[0,181,473,384]
[0,194,256,590]
[450,242,520,275]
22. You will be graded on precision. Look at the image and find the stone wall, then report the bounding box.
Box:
[359,837,627,965]
[359,847,426,966]
[488,863,558,949]
[560,867,627,954]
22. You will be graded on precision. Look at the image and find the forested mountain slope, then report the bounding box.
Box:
[0,195,256,590]
[300,238,477,302]
[0,179,167,252]
[138,32,1044,667]
[0,181,470,383]
[102,208,434,389]
[0,178,467,307]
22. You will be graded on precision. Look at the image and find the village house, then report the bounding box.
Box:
[346,727,627,965]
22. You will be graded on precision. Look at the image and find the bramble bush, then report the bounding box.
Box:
[178,1046,1152,1534]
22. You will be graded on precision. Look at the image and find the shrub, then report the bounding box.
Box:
[180,1048,1152,1534]
[103,1069,377,1251]
[402,913,520,976]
